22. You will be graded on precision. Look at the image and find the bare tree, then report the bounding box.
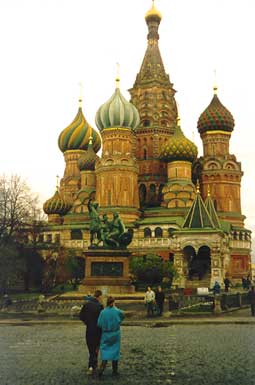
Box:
[0,175,45,292]
[0,174,39,244]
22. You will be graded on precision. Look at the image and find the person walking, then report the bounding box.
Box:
[248,286,255,316]
[79,290,104,376]
[97,297,124,377]
[223,277,231,292]
[155,286,165,316]
[212,281,221,295]
[144,286,155,317]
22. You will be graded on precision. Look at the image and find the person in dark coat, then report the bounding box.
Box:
[155,286,165,316]
[79,290,103,375]
[248,286,255,316]
[223,277,231,292]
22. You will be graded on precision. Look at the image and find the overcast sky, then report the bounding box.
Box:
[0,0,254,253]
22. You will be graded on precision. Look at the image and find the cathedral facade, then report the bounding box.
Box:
[41,2,251,288]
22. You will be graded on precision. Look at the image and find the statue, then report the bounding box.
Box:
[87,200,133,249]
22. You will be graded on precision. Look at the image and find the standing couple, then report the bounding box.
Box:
[79,290,124,377]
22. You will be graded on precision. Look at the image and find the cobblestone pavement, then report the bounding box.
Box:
[1,324,255,385]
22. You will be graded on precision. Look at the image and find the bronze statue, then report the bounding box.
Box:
[87,200,132,249]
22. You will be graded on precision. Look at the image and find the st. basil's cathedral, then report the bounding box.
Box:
[41,1,251,289]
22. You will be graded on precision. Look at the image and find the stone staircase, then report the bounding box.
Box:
[185,277,211,289]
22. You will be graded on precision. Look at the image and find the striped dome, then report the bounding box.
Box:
[58,107,101,153]
[95,87,140,131]
[78,139,99,171]
[160,124,198,163]
[43,190,72,216]
[197,92,235,134]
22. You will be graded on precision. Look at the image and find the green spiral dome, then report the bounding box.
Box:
[160,124,198,162]
[43,190,72,216]
[197,92,235,134]
[95,87,140,131]
[78,140,99,171]
[58,107,101,153]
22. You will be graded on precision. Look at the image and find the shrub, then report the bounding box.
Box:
[130,254,177,286]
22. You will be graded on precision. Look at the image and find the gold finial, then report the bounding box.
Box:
[78,82,83,107]
[207,185,211,197]
[196,179,200,193]
[213,69,218,95]
[115,62,120,88]
[88,136,93,146]
[56,175,59,191]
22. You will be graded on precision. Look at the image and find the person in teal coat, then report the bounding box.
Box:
[97,296,124,377]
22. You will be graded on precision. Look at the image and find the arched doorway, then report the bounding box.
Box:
[183,246,196,279]
[183,245,211,280]
[196,246,211,279]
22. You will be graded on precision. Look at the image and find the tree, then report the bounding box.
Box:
[0,243,25,293]
[0,174,39,244]
[0,174,44,291]
[130,254,177,286]
[64,254,85,289]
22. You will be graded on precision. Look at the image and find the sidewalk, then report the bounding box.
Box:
[0,307,254,326]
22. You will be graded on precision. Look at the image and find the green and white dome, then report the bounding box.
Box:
[95,82,140,131]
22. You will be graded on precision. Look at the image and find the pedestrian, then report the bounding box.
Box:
[246,275,252,290]
[97,296,124,377]
[212,281,221,295]
[79,290,104,376]
[2,293,12,310]
[223,277,231,292]
[242,276,247,290]
[144,286,155,317]
[155,286,165,316]
[248,286,255,316]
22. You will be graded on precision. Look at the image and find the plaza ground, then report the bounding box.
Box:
[1,308,255,385]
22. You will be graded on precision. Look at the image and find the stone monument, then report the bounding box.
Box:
[79,200,135,294]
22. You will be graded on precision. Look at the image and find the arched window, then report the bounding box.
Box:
[213,200,217,211]
[144,228,152,238]
[71,229,82,240]
[158,184,164,202]
[139,184,147,205]
[149,184,156,205]
[143,148,147,159]
[143,120,150,127]
[155,227,163,238]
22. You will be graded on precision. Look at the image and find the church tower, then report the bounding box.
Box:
[95,77,140,222]
[129,1,178,207]
[196,86,244,227]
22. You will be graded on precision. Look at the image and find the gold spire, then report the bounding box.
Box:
[88,136,93,146]
[115,62,120,89]
[213,69,218,95]
[196,179,200,193]
[207,185,211,197]
[78,82,83,107]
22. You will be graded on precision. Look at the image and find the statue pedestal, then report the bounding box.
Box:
[79,249,135,295]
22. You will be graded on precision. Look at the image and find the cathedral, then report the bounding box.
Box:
[41,1,251,288]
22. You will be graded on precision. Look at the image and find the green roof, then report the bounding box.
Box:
[205,195,221,229]
[182,191,215,229]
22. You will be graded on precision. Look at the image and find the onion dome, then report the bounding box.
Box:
[160,120,198,162]
[58,104,101,153]
[78,137,99,171]
[145,0,162,22]
[95,79,140,131]
[197,87,235,134]
[43,189,72,215]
